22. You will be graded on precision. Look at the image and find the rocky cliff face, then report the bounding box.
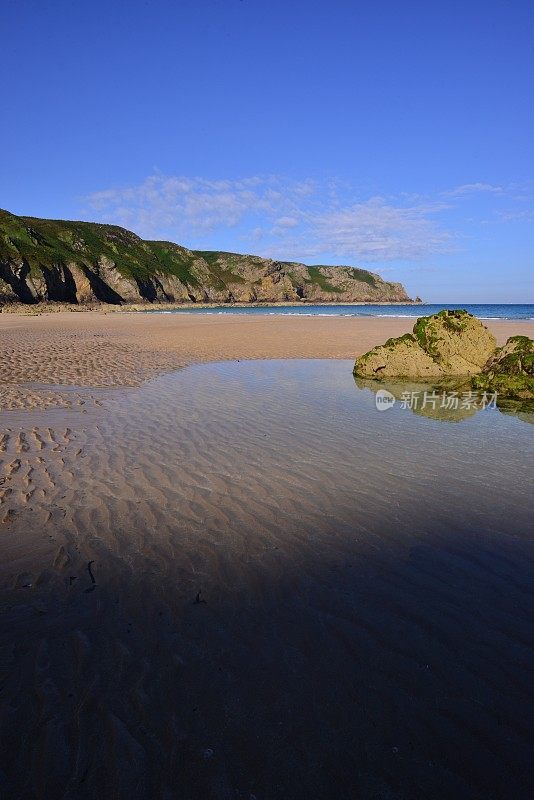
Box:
[0,209,413,306]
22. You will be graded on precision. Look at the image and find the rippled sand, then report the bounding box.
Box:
[1,360,533,799]
[1,311,532,390]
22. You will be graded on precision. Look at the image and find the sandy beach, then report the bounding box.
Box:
[1,313,534,800]
[1,311,533,391]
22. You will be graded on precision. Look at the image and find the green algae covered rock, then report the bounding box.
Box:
[472,335,534,404]
[353,310,497,379]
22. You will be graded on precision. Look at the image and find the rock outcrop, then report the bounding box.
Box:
[354,311,533,409]
[0,208,413,306]
[353,310,496,379]
[472,336,534,403]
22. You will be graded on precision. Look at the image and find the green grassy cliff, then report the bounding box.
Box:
[0,209,413,306]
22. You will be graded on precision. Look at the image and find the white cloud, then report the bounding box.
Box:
[83,174,452,263]
[445,182,503,196]
[85,174,280,234]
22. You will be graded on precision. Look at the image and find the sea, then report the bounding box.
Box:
[151,303,534,320]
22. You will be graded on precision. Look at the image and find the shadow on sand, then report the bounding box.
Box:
[1,501,533,800]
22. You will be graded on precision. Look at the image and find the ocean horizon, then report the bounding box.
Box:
[150,302,534,320]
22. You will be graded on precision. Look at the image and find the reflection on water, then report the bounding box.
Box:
[355,376,534,424]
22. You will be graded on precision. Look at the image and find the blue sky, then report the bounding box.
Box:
[1,0,533,302]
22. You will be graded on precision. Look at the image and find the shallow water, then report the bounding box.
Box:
[1,360,533,799]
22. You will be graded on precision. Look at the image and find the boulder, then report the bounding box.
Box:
[353,310,497,379]
[472,335,534,402]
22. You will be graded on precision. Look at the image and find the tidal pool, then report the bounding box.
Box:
[1,360,533,799]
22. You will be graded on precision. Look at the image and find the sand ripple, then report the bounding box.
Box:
[0,360,533,799]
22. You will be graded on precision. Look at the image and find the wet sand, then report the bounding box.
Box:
[1,316,534,800]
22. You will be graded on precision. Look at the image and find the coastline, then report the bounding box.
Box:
[0,299,424,315]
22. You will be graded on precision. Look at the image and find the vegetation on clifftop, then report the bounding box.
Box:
[0,208,413,306]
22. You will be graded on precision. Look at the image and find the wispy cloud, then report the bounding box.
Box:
[83,174,452,264]
[497,209,534,222]
[87,175,281,233]
[302,199,449,261]
[444,182,503,197]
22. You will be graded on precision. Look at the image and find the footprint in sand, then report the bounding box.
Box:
[45,428,60,452]
[43,468,56,488]
[16,432,30,453]
[7,459,21,476]
[22,466,34,487]
[0,487,13,504]
[31,429,45,450]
